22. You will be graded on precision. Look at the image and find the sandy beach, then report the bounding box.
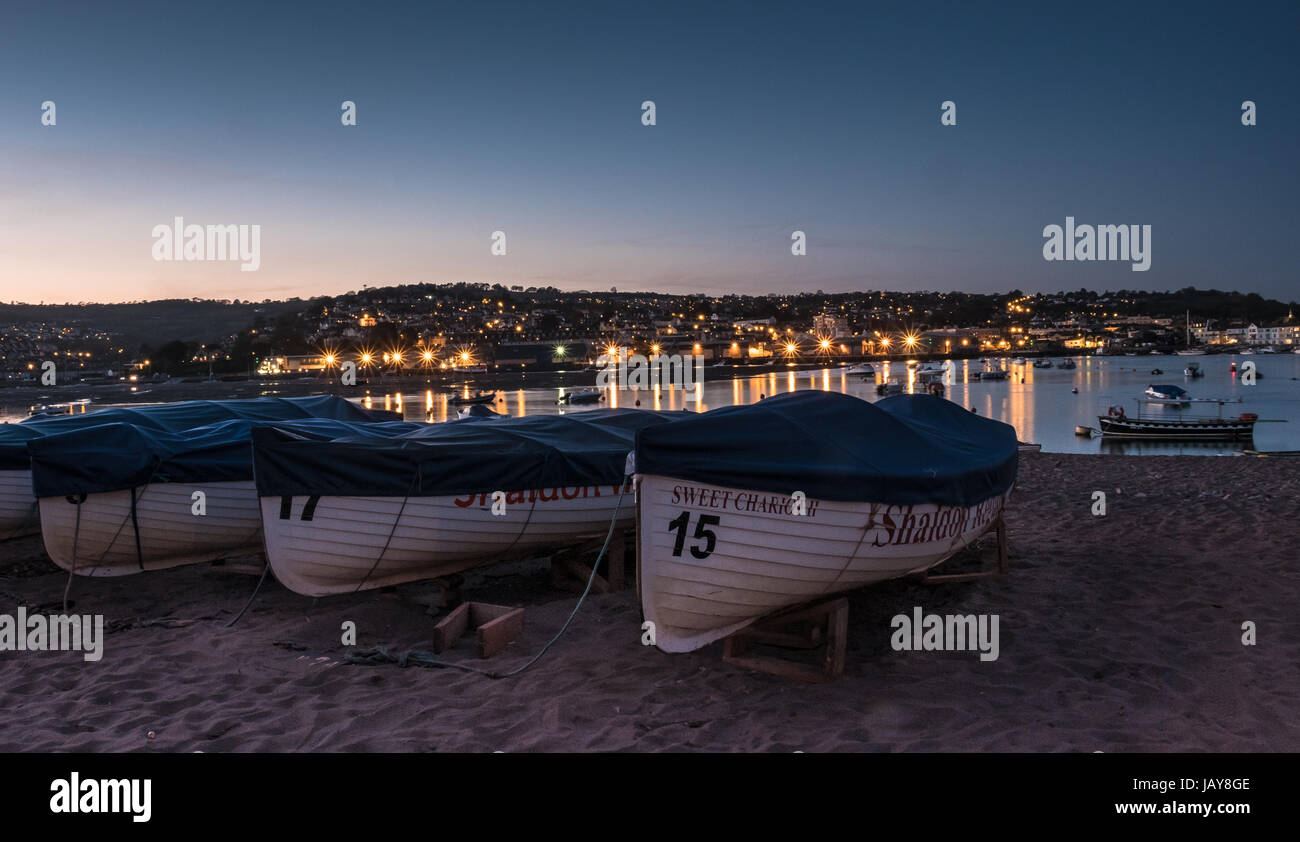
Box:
[1,452,1296,752]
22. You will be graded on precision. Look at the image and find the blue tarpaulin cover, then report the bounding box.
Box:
[28,418,417,498]
[251,409,684,499]
[2,396,399,472]
[633,391,1018,507]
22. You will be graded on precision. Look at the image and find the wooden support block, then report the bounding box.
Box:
[606,533,626,592]
[436,574,465,608]
[432,601,525,659]
[476,608,525,658]
[550,555,610,594]
[722,597,849,683]
[432,603,470,654]
[922,516,1010,584]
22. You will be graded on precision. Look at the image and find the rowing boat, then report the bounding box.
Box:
[0,396,397,542]
[253,409,683,596]
[633,392,1019,653]
[30,416,408,576]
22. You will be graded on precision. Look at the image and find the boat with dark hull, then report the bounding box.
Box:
[448,391,497,406]
[1097,403,1256,441]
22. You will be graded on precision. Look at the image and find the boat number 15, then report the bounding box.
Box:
[668,511,720,559]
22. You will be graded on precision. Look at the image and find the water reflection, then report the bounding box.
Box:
[407,356,1300,453]
[9,355,1295,455]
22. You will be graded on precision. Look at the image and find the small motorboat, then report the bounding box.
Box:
[1017,442,1042,452]
[1032,359,1052,369]
[844,363,876,376]
[1059,359,1077,370]
[1144,384,1190,404]
[1075,425,1094,437]
[875,378,905,396]
[27,400,92,419]
[1150,368,1164,375]
[1184,362,1204,378]
[449,391,497,406]
[559,389,604,404]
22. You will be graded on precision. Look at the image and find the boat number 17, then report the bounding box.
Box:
[668,511,720,559]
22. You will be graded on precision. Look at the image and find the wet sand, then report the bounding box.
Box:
[1,453,1296,752]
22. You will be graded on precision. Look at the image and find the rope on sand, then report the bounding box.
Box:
[344,477,631,679]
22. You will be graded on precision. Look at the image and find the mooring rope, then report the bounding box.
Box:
[353,466,423,594]
[345,475,631,679]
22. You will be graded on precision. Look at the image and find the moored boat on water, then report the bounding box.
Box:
[1144,384,1190,404]
[252,409,682,596]
[448,390,496,406]
[1097,401,1256,441]
[632,392,1019,653]
[558,388,603,404]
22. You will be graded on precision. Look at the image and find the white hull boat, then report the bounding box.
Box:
[262,483,634,596]
[637,476,1010,652]
[633,392,1019,653]
[0,396,398,546]
[0,469,39,539]
[39,481,261,576]
[252,408,681,596]
[25,406,402,576]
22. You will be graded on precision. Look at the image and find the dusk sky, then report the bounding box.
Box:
[1,0,1296,304]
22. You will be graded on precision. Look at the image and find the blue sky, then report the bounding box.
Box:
[1,0,1296,303]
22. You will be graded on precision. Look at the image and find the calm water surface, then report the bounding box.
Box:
[371,354,1300,455]
[6,354,1298,455]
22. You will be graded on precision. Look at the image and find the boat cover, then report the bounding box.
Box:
[634,391,1018,506]
[27,417,415,498]
[250,409,684,498]
[2,396,398,472]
